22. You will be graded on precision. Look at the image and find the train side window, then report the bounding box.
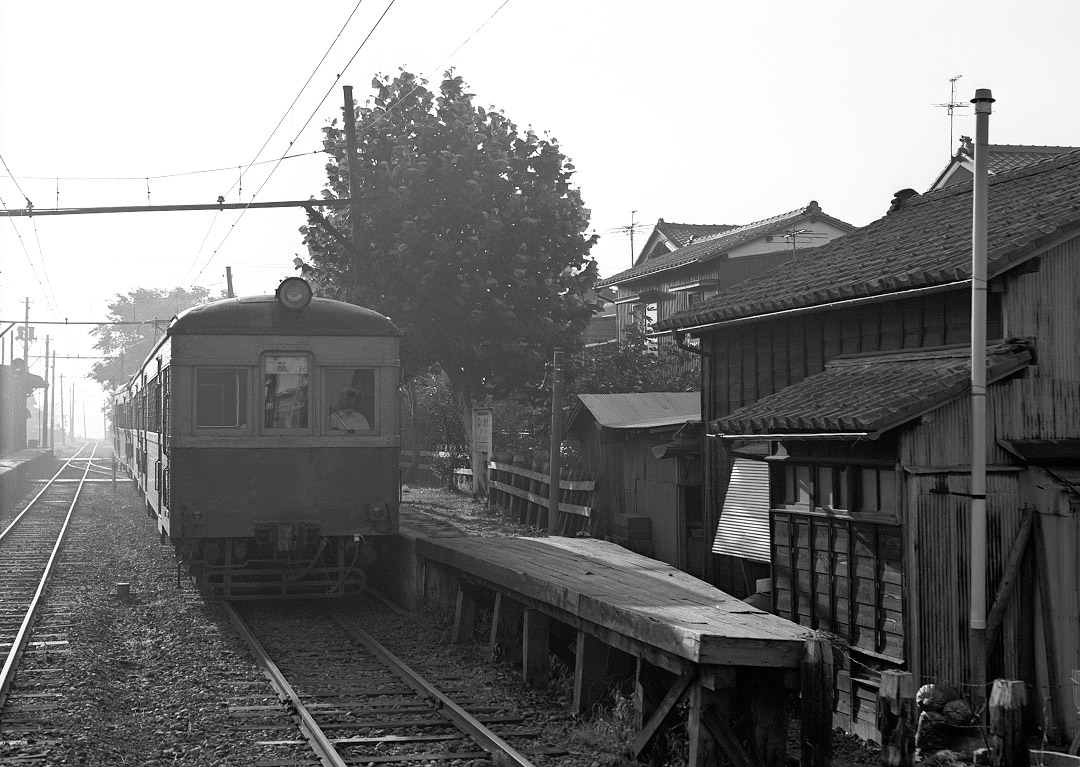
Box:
[323,368,375,434]
[263,355,310,430]
[195,368,249,428]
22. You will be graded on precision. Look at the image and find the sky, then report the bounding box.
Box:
[2,0,1079,435]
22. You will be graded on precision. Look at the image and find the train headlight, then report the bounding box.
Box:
[276,277,313,311]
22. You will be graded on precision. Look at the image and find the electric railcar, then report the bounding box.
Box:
[112,277,401,598]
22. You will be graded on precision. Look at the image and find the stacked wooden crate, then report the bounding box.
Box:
[613,514,652,556]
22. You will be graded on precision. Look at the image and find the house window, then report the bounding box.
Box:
[687,291,703,306]
[775,462,895,518]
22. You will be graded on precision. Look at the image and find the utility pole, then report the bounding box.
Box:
[343,86,363,294]
[226,267,235,298]
[49,348,56,451]
[22,297,29,363]
[42,336,49,448]
[547,349,564,535]
[629,210,637,266]
[60,373,66,446]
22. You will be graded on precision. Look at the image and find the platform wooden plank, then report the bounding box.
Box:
[408,530,808,667]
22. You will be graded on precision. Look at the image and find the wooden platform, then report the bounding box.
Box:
[393,507,830,767]
[0,449,52,512]
[408,526,808,668]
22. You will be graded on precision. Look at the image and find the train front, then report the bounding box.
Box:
[163,278,401,599]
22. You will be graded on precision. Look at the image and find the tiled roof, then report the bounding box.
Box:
[655,220,738,248]
[574,392,700,430]
[985,144,1078,174]
[658,149,1080,332]
[712,340,1033,437]
[596,202,849,288]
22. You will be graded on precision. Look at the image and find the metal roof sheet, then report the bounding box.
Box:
[576,392,700,430]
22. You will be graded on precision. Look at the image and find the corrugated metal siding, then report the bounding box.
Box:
[714,458,770,561]
[911,472,1025,690]
[1004,238,1080,380]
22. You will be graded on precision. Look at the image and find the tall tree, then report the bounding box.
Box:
[300,70,599,436]
[89,286,217,390]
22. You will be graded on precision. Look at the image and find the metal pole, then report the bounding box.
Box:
[969,87,994,702]
[548,349,564,535]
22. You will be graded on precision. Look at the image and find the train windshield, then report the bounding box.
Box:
[263,355,310,430]
[324,368,375,434]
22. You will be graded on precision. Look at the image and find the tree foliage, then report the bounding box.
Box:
[569,316,699,396]
[300,70,599,431]
[89,286,217,390]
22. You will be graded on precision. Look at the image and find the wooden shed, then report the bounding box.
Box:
[564,392,704,577]
[657,149,1080,744]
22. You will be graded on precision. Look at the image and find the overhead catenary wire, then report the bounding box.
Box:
[187,0,400,288]
[0,153,61,315]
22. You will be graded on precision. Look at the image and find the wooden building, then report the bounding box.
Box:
[656,150,1080,743]
[595,203,854,344]
[564,392,704,576]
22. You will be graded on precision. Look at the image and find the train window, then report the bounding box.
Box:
[324,368,375,434]
[195,368,249,428]
[263,355,310,430]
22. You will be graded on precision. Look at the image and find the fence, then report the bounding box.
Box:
[399,446,597,535]
[486,449,595,536]
[399,445,465,488]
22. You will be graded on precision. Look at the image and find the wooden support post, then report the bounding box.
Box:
[877,670,918,767]
[572,630,633,715]
[451,584,478,644]
[700,703,753,767]
[1034,514,1064,741]
[574,631,607,714]
[688,682,720,767]
[630,670,696,761]
[635,659,675,732]
[801,635,835,767]
[522,608,550,688]
[751,669,792,767]
[985,510,1035,653]
[988,680,1028,767]
[489,592,523,665]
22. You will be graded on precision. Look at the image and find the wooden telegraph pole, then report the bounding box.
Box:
[547,349,564,534]
[342,86,363,294]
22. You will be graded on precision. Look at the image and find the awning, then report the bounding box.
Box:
[711,339,1033,440]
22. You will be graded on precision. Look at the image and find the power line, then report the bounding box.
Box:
[0,149,326,185]
[189,0,401,287]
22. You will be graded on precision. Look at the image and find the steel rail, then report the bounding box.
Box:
[0,443,97,707]
[0,443,90,542]
[221,602,348,767]
[332,611,539,767]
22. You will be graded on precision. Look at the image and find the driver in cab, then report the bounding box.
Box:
[328,387,370,433]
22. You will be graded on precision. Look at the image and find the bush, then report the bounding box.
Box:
[430,447,469,488]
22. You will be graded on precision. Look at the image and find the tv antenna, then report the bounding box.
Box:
[934,75,970,155]
[782,228,827,258]
[612,210,646,266]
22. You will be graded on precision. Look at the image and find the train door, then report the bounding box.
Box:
[159,365,170,519]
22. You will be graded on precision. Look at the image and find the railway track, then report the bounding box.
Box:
[228,599,566,766]
[0,444,103,736]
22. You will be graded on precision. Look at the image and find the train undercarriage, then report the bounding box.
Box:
[172,528,380,599]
